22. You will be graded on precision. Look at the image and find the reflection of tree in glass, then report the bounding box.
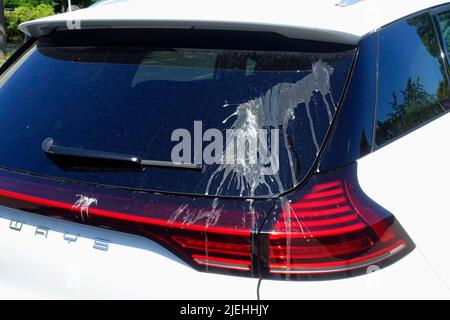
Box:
[376,15,449,146]
[408,15,441,57]
[436,11,450,53]
[407,15,450,101]
[376,77,444,145]
[435,11,450,102]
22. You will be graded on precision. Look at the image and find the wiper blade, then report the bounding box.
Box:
[41,137,202,171]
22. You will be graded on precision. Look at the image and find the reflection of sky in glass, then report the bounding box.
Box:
[377,18,444,121]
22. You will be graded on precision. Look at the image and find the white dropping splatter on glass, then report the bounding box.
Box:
[205,60,335,197]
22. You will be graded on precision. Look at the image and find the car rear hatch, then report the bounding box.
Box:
[0,28,356,277]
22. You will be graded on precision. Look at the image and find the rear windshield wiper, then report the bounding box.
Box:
[41,137,202,171]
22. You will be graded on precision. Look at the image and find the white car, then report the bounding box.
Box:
[0,0,449,299]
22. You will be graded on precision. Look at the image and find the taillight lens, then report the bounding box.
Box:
[0,169,266,277]
[0,163,413,280]
[259,163,414,280]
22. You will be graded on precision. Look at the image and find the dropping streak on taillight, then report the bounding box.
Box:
[0,163,413,280]
[259,163,414,280]
[0,169,260,277]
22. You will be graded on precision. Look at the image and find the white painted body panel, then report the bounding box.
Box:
[259,112,450,299]
[0,206,258,299]
[259,250,448,299]
[357,112,450,289]
[19,0,448,45]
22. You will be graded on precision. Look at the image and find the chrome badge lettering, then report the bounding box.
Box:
[9,219,23,231]
[93,239,110,252]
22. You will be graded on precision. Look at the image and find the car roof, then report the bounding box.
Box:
[19,0,449,45]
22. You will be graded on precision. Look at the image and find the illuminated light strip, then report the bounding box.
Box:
[172,236,251,257]
[291,196,347,209]
[343,179,388,240]
[269,237,373,259]
[282,205,353,218]
[192,255,251,271]
[0,189,251,236]
[287,213,359,228]
[269,241,406,274]
[269,222,367,239]
[311,181,342,191]
[302,188,344,200]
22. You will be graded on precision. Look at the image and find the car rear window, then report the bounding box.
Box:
[0,30,355,197]
[375,14,449,147]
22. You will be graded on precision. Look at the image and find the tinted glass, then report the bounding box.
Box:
[375,14,449,147]
[436,9,450,111]
[320,33,377,171]
[0,32,354,197]
[436,10,450,54]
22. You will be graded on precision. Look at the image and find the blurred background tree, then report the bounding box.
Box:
[5,3,55,43]
[0,0,98,63]
[2,0,98,44]
[0,1,6,59]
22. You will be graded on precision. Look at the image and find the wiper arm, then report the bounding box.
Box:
[41,137,202,171]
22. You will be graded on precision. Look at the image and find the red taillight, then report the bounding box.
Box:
[167,231,253,273]
[192,255,252,271]
[0,163,413,280]
[259,164,414,279]
[0,170,259,277]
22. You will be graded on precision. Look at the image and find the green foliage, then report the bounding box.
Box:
[5,0,97,12]
[3,1,99,44]
[5,1,27,7]
[0,50,14,66]
[6,1,98,10]
[5,4,55,43]
[407,15,440,58]
[407,13,450,103]
[5,0,55,8]
[437,11,450,52]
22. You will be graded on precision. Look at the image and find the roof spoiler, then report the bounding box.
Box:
[19,18,360,45]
